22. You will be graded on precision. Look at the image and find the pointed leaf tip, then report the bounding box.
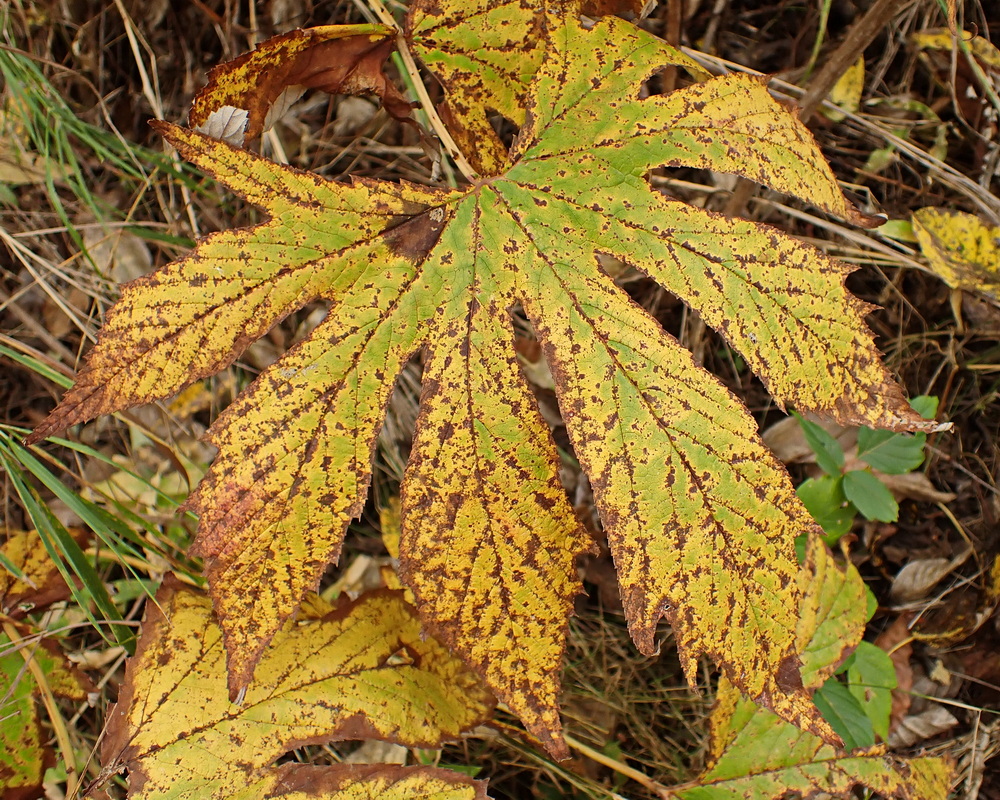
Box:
[686,536,952,799]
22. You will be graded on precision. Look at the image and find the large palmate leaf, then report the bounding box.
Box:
[31,13,936,756]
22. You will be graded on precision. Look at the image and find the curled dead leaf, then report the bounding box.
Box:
[890,549,972,604]
[188,24,411,143]
[194,105,251,146]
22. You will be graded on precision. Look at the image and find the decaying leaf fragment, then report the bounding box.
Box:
[33,13,937,757]
[822,55,865,122]
[101,578,492,800]
[1,528,84,616]
[188,24,412,145]
[912,28,1000,72]
[665,538,951,799]
[912,208,1000,302]
[0,530,95,798]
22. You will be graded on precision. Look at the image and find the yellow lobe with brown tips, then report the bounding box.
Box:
[672,538,952,799]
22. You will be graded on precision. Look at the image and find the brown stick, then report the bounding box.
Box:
[797,0,918,124]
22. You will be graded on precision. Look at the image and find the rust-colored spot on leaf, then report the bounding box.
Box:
[382,206,450,263]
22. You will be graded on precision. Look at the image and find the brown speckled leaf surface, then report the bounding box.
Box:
[666,538,952,799]
[102,579,493,800]
[34,12,936,756]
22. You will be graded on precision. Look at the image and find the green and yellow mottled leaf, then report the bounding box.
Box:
[101,578,493,800]
[405,0,702,175]
[34,13,936,755]
[912,207,1000,302]
[666,538,951,799]
[405,0,564,175]
[398,238,594,757]
[794,540,867,691]
[0,624,92,799]
[269,764,487,800]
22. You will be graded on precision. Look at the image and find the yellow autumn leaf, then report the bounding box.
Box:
[912,28,1000,71]
[912,207,1000,301]
[405,0,564,175]
[101,578,493,800]
[32,11,938,757]
[405,0,696,176]
[822,55,865,122]
[1,528,84,616]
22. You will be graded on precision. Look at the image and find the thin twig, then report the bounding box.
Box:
[564,732,672,797]
[363,0,478,180]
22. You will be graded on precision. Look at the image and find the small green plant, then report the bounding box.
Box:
[794,395,939,544]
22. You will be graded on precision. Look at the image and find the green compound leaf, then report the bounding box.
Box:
[909,395,939,419]
[856,428,926,474]
[31,12,936,756]
[814,677,876,751]
[843,470,899,522]
[858,395,937,475]
[794,413,846,476]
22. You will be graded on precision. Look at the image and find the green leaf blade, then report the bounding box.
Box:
[848,641,897,741]
[814,677,876,750]
[794,414,845,475]
[856,428,926,474]
[843,470,899,522]
[796,475,856,541]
